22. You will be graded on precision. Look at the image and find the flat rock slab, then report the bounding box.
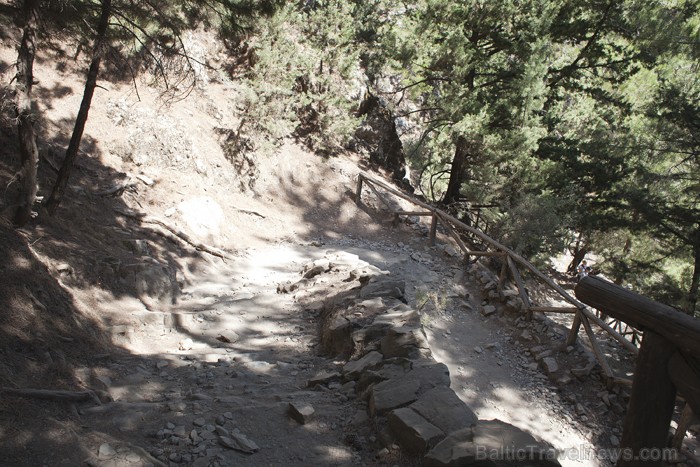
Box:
[218,433,260,453]
[410,386,478,434]
[343,351,384,380]
[307,370,341,387]
[388,407,445,455]
[370,378,421,417]
[407,361,451,392]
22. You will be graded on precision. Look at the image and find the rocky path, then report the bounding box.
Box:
[81,244,370,466]
[77,237,624,467]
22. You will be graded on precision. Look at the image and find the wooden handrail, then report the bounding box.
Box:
[575,276,700,354]
[357,172,639,360]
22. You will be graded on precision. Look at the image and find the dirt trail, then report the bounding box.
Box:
[43,232,612,467]
[122,237,616,465]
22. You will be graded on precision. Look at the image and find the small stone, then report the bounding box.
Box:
[473,346,483,354]
[215,415,226,426]
[98,443,116,460]
[169,452,182,463]
[193,417,206,427]
[223,412,234,420]
[610,435,620,446]
[179,338,194,351]
[219,433,260,453]
[288,402,315,425]
[540,357,559,374]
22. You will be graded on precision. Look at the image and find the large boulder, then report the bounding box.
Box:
[424,420,561,467]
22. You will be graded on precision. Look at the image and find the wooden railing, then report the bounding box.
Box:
[355,173,640,383]
[576,276,700,466]
[356,172,700,463]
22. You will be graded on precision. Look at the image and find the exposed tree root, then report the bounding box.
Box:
[114,207,235,261]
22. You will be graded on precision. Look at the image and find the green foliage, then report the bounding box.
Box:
[490,192,573,263]
[233,1,362,155]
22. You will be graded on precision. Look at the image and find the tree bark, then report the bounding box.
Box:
[359,91,406,180]
[686,242,700,316]
[45,0,111,213]
[12,0,40,227]
[442,136,469,205]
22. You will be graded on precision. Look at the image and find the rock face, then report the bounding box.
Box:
[310,252,560,467]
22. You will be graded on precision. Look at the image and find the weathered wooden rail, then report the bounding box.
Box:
[576,276,700,466]
[355,173,640,383]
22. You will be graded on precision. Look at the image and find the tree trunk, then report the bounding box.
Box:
[567,242,588,274]
[45,0,111,213]
[12,0,40,227]
[359,91,406,180]
[686,243,700,317]
[442,136,469,205]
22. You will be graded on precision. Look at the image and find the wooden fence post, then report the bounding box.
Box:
[498,254,508,300]
[429,212,438,245]
[566,313,582,346]
[618,330,677,467]
[355,175,363,205]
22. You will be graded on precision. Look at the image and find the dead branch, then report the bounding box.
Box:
[0,387,102,405]
[40,151,60,173]
[234,207,265,218]
[114,207,235,261]
[94,178,138,197]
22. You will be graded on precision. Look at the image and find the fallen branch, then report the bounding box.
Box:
[114,207,235,261]
[134,174,156,186]
[40,151,60,173]
[234,207,265,218]
[95,178,138,197]
[0,387,102,405]
[80,401,166,414]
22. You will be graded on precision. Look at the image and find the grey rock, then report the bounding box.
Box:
[98,443,117,460]
[388,408,445,455]
[218,433,259,453]
[482,305,497,317]
[425,420,561,466]
[343,351,384,380]
[360,278,406,300]
[307,370,341,387]
[380,326,430,358]
[288,402,315,425]
[409,386,478,434]
[540,357,559,374]
[423,428,476,467]
[370,378,421,417]
[472,419,560,465]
